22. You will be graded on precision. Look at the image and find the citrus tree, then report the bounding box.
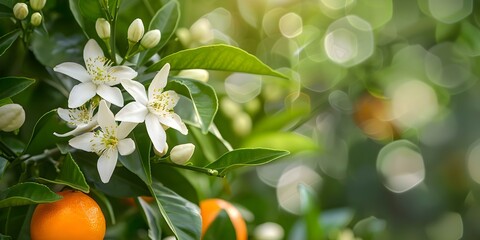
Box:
[0,0,289,239]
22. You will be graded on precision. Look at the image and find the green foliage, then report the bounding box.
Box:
[137,196,163,240]
[0,76,35,100]
[0,182,61,208]
[0,30,20,57]
[203,210,236,240]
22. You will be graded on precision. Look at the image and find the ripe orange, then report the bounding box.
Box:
[353,94,398,141]
[200,198,247,240]
[30,190,106,240]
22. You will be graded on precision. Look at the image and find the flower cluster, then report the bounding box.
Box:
[54,38,188,183]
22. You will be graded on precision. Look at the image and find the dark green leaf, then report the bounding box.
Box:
[0,156,8,179]
[0,0,14,8]
[203,210,236,240]
[205,148,289,176]
[0,76,35,101]
[138,196,162,240]
[37,153,90,193]
[242,132,318,154]
[299,184,323,240]
[73,151,150,197]
[0,233,12,239]
[149,183,201,240]
[139,0,180,65]
[0,29,20,57]
[69,0,103,38]
[0,182,61,208]
[15,205,35,240]
[23,110,70,155]
[146,45,288,79]
[167,78,218,133]
[151,164,199,204]
[118,130,152,185]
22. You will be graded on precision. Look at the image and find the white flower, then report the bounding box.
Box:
[115,63,187,153]
[54,39,138,108]
[69,100,137,183]
[54,101,99,137]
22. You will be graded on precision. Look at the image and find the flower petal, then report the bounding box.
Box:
[53,62,91,82]
[145,114,167,153]
[68,132,96,152]
[97,85,124,107]
[148,63,170,100]
[115,102,148,123]
[84,39,104,67]
[68,82,97,108]
[158,112,188,135]
[121,80,148,105]
[117,122,137,139]
[97,147,118,183]
[110,66,138,81]
[118,138,135,155]
[57,108,73,122]
[54,121,98,137]
[98,100,116,130]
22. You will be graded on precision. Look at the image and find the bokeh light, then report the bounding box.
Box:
[428,0,473,24]
[225,73,262,103]
[279,12,303,38]
[377,140,425,193]
[426,212,463,240]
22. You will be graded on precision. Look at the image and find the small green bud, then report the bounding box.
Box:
[170,143,195,165]
[30,12,42,26]
[30,0,46,11]
[95,18,110,39]
[0,104,26,132]
[127,18,144,43]
[140,29,161,49]
[13,3,28,20]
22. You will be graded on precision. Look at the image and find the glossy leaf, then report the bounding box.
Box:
[150,182,201,240]
[15,205,35,239]
[118,131,152,185]
[73,151,150,197]
[139,0,180,65]
[0,29,20,57]
[151,164,199,204]
[69,0,103,38]
[37,153,90,193]
[0,76,35,100]
[205,148,289,176]
[203,210,236,240]
[0,182,61,208]
[167,77,218,133]
[242,132,318,154]
[23,110,70,155]
[138,196,162,240]
[146,45,288,79]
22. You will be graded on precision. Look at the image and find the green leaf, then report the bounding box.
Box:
[149,183,201,240]
[146,45,288,79]
[15,205,35,240]
[151,164,199,204]
[242,132,318,154]
[118,130,152,185]
[37,153,90,193]
[23,110,70,155]
[139,0,180,65]
[0,0,14,8]
[0,29,20,57]
[0,156,8,179]
[138,196,162,240]
[69,0,103,38]
[203,210,236,240]
[252,107,310,133]
[0,76,35,100]
[73,151,150,197]
[0,182,61,208]
[205,148,289,176]
[0,233,12,239]
[299,184,323,240]
[167,77,218,133]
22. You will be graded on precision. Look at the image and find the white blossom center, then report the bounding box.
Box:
[86,56,116,84]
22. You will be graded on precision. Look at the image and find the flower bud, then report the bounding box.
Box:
[30,0,46,11]
[190,18,214,44]
[178,69,209,82]
[170,143,195,165]
[95,18,110,39]
[30,12,42,26]
[13,3,28,20]
[127,18,144,43]
[140,30,161,49]
[254,222,284,240]
[232,112,252,136]
[0,104,26,132]
[176,28,191,47]
[154,142,169,157]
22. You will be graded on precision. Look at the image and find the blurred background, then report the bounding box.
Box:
[2,0,480,239]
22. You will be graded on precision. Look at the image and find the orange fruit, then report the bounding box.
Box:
[30,190,106,240]
[353,94,398,141]
[200,198,247,240]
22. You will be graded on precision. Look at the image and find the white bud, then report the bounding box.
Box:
[30,12,42,27]
[177,69,209,82]
[232,112,252,136]
[253,222,284,240]
[30,0,46,11]
[13,3,28,20]
[170,143,195,165]
[176,28,191,47]
[95,18,110,39]
[128,18,144,43]
[190,18,214,44]
[0,104,26,132]
[140,30,161,49]
[154,142,169,157]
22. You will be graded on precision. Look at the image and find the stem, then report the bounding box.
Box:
[11,148,60,168]
[4,207,11,235]
[109,0,121,64]
[0,140,17,162]
[152,158,222,177]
